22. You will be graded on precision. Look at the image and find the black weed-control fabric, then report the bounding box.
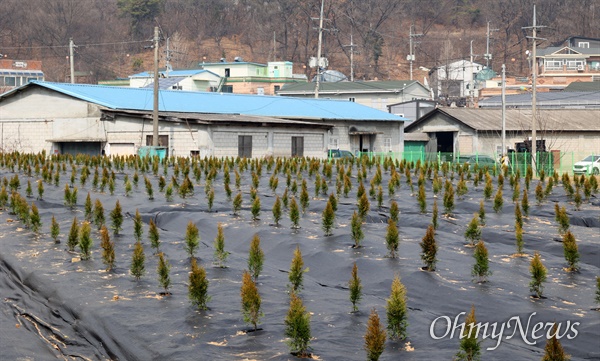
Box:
[1,164,599,360]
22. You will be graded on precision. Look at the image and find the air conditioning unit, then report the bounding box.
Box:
[577,65,584,71]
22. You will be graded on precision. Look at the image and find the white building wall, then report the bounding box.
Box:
[273,132,324,157]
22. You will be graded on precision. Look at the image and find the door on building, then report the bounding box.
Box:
[238,135,252,158]
[291,136,304,157]
[435,131,454,161]
[358,134,374,153]
[58,142,102,156]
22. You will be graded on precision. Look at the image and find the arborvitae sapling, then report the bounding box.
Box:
[248,233,264,279]
[241,271,262,331]
[515,201,523,229]
[386,275,408,340]
[184,221,200,259]
[535,182,544,205]
[232,192,243,216]
[522,189,530,217]
[464,214,481,245]
[129,241,146,281]
[67,217,79,252]
[455,305,481,361]
[29,203,41,234]
[148,219,160,254]
[529,251,547,298]
[285,292,311,357]
[157,252,171,294]
[328,192,337,212]
[109,200,123,235]
[420,225,438,271]
[93,199,105,230]
[541,324,570,361]
[562,230,579,272]
[189,258,210,310]
[472,240,491,283]
[322,199,335,236]
[432,199,439,230]
[79,221,92,260]
[358,192,370,220]
[574,188,582,211]
[213,223,228,267]
[494,188,504,213]
[385,218,400,258]
[515,223,524,255]
[26,180,32,198]
[50,215,60,243]
[37,180,44,200]
[84,193,92,221]
[251,195,261,221]
[349,262,362,312]
[556,204,570,236]
[100,225,115,271]
[364,308,386,361]
[443,181,455,216]
[289,197,300,229]
[390,200,399,224]
[483,175,493,200]
[131,209,143,243]
[288,246,307,292]
[351,210,364,247]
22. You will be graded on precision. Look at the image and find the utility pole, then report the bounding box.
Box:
[343,32,357,82]
[523,5,546,176]
[273,32,277,62]
[501,63,506,156]
[470,40,474,106]
[69,38,76,84]
[165,37,172,78]
[484,21,498,69]
[408,25,423,81]
[314,0,325,98]
[152,26,160,147]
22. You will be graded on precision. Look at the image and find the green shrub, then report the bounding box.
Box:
[349,262,362,312]
[472,240,491,283]
[364,308,386,361]
[248,234,264,279]
[241,271,263,331]
[455,305,481,361]
[100,225,115,271]
[188,258,210,309]
[529,251,547,298]
[562,231,579,272]
[322,199,335,236]
[50,215,60,243]
[67,217,79,252]
[157,252,171,294]
[386,275,408,340]
[288,246,307,292]
[285,292,311,357]
[493,188,503,213]
[213,223,228,267]
[420,225,437,271]
[385,218,399,258]
[464,214,481,245]
[184,221,200,259]
[79,221,93,260]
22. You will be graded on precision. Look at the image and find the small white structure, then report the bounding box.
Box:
[435,60,485,99]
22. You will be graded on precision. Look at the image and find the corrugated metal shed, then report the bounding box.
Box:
[1,81,406,122]
[479,91,600,108]
[278,80,421,94]
[406,108,600,132]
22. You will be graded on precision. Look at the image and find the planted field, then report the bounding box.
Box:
[0,153,598,360]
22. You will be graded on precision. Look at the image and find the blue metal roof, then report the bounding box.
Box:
[19,81,405,121]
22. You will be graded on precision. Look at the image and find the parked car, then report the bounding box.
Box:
[572,155,600,175]
[456,155,499,167]
[327,149,355,160]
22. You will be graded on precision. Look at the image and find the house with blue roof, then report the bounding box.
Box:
[0,81,406,158]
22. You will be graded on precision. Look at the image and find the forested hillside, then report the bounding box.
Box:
[0,0,597,82]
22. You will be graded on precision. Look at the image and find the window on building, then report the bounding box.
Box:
[190,150,200,157]
[238,135,252,158]
[4,76,16,86]
[222,85,233,93]
[348,97,355,102]
[274,85,281,93]
[384,138,392,152]
[329,137,339,149]
[578,42,589,48]
[146,135,169,147]
[291,136,304,157]
[225,68,230,77]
